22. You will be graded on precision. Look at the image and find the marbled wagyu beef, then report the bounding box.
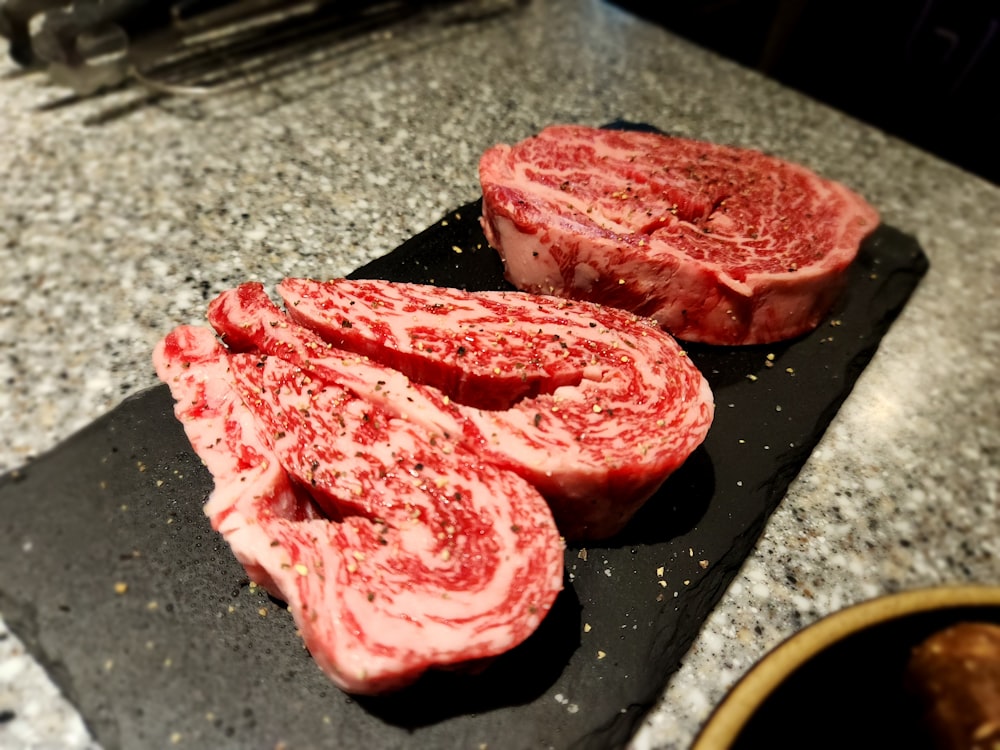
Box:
[154,324,563,695]
[479,125,880,345]
[265,278,714,540]
[154,279,713,693]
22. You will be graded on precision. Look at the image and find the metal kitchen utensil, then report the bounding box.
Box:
[0,0,524,96]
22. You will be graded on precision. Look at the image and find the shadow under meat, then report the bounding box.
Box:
[356,580,582,728]
[607,446,715,547]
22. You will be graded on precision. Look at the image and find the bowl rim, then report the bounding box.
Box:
[691,583,1000,749]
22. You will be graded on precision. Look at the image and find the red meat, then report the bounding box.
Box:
[153,276,714,692]
[210,279,714,540]
[479,125,880,345]
[153,326,563,695]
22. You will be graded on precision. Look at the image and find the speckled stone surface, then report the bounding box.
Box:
[1,0,998,748]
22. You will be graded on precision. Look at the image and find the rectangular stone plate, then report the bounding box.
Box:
[0,199,927,750]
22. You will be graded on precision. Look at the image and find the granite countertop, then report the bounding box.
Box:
[1,0,998,747]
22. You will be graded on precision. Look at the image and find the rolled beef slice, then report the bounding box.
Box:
[154,277,714,692]
[267,278,715,540]
[153,325,564,695]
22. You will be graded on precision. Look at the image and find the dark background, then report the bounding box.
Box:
[611,0,999,185]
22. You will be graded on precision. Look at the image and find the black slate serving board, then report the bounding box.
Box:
[0,201,927,750]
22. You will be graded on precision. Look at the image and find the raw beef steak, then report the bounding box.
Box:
[208,279,714,540]
[479,125,880,345]
[154,277,713,692]
[153,325,564,695]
